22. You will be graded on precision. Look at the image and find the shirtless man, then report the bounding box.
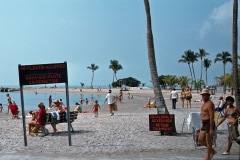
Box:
[199,89,216,160]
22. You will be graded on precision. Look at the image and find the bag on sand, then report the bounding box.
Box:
[113,103,118,111]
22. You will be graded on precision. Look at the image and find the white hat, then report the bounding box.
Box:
[200,89,210,95]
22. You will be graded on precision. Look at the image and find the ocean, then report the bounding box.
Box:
[0,91,106,112]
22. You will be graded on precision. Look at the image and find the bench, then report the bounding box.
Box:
[45,111,78,132]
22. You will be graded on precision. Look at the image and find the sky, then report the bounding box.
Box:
[0,0,236,88]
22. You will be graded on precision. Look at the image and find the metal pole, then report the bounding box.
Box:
[20,86,27,146]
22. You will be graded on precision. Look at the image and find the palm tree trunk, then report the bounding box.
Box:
[188,64,193,88]
[223,63,226,94]
[232,0,240,109]
[191,63,197,89]
[91,71,94,89]
[200,58,203,82]
[144,0,169,115]
[205,69,208,86]
[144,0,178,135]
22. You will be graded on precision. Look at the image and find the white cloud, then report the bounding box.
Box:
[199,1,233,39]
[199,21,212,39]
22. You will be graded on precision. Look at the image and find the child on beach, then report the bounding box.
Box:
[74,102,82,113]
[91,100,101,117]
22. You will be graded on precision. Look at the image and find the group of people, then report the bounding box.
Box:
[169,87,192,109]
[199,88,240,160]
[28,98,66,135]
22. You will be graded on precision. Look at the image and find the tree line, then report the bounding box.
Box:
[178,49,232,90]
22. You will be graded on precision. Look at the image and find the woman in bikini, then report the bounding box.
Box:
[179,88,186,108]
[216,96,240,155]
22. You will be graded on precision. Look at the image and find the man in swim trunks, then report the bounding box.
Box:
[199,88,216,160]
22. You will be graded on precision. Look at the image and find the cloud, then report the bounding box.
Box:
[199,1,233,39]
[199,21,212,39]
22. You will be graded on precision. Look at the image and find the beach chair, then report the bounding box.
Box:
[182,112,201,133]
[9,104,20,119]
[192,112,219,149]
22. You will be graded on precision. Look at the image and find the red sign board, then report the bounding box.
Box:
[149,114,175,132]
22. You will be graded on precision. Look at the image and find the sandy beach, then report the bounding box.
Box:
[0,87,239,160]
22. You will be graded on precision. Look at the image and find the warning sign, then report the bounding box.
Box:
[18,62,68,86]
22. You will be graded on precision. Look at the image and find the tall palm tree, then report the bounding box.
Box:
[196,48,209,83]
[203,59,212,86]
[87,63,99,89]
[232,0,240,108]
[214,51,232,76]
[178,50,194,87]
[144,0,170,117]
[109,60,123,83]
[214,51,232,94]
[190,52,198,83]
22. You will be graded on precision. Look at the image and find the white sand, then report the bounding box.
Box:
[0,88,239,160]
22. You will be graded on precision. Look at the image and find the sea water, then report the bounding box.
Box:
[0,91,106,112]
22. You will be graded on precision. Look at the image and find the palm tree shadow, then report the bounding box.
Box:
[49,130,93,137]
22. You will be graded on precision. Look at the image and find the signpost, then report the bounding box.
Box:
[18,62,71,146]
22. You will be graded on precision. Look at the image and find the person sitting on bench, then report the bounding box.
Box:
[215,96,226,112]
[28,102,46,135]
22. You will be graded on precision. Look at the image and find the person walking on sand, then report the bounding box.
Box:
[185,88,192,108]
[216,96,240,155]
[48,95,52,107]
[198,89,216,160]
[179,88,186,108]
[104,89,115,116]
[6,93,12,114]
[92,100,101,117]
[170,88,178,109]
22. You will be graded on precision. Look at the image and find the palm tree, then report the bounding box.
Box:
[87,64,99,89]
[195,79,205,93]
[163,75,178,89]
[196,48,209,83]
[214,51,232,93]
[178,76,190,88]
[80,82,84,92]
[178,50,193,81]
[203,59,212,86]
[214,51,232,76]
[232,0,240,108]
[109,60,123,83]
[190,52,198,83]
[144,0,170,116]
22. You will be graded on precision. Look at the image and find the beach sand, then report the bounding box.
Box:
[0,88,239,160]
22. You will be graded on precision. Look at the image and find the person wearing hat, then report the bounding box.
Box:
[50,99,65,112]
[104,89,115,116]
[198,88,217,160]
[216,96,240,155]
